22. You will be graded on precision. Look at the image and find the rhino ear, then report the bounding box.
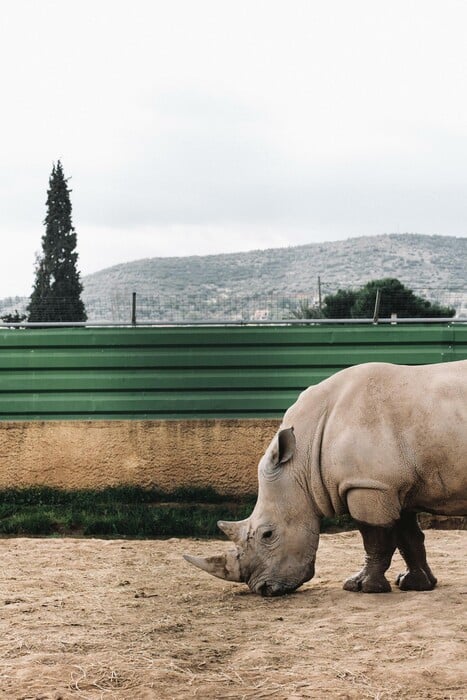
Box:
[277,427,295,465]
[262,427,296,478]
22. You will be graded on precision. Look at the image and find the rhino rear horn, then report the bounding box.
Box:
[217,519,248,545]
[183,550,243,582]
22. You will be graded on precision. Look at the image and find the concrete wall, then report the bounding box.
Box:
[0,419,280,494]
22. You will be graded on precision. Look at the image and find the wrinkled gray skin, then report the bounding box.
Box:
[185,361,467,596]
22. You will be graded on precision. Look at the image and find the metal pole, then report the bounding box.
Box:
[132,292,137,326]
[373,288,381,324]
[318,276,322,311]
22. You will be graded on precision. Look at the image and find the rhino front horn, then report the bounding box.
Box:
[183,549,243,582]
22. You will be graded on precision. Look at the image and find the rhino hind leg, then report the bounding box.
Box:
[343,523,397,593]
[394,511,437,591]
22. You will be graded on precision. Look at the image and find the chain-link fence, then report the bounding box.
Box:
[1,286,466,325]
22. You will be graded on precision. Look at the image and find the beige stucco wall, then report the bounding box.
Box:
[0,419,281,495]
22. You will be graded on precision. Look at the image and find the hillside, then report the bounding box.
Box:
[2,234,466,321]
[81,233,466,321]
[85,233,466,293]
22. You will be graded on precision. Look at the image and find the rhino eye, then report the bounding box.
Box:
[262,530,273,540]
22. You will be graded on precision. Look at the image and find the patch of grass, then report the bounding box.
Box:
[0,485,254,508]
[0,509,58,536]
[0,487,257,538]
[82,502,256,538]
[0,487,353,538]
[0,504,16,519]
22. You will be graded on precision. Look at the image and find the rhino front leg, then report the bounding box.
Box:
[395,511,437,591]
[343,523,397,593]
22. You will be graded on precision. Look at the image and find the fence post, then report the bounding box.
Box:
[373,289,381,324]
[132,292,137,326]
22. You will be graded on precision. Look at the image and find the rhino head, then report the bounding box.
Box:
[184,427,320,596]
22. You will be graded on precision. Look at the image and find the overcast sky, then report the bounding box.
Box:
[1,0,466,298]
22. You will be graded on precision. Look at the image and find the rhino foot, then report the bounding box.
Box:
[343,571,392,593]
[343,573,363,592]
[395,512,438,591]
[396,569,437,591]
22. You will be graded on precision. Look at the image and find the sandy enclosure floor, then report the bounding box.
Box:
[0,531,465,700]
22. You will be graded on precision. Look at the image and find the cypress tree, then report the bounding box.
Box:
[28,161,87,322]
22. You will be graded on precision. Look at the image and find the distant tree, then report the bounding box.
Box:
[1,310,27,324]
[28,255,51,321]
[27,161,87,322]
[323,278,455,319]
[322,288,358,318]
[291,299,323,319]
[351,278,455,318]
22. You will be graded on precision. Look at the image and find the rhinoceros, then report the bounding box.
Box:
[184,360,467,596]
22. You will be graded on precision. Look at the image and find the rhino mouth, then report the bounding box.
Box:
[255,580,301,597]
[252,561,315,596]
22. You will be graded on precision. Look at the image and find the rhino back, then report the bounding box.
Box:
[284,361,467,520]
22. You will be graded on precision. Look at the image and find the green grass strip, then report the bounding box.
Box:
[0,487,355,538]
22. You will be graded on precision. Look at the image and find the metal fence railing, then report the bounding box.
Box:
[1,287,466,326]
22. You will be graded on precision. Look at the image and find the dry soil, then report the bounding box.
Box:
[0,531,465,699]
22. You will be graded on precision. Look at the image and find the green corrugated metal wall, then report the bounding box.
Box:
[0,324,465,420]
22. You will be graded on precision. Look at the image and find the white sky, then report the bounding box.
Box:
[1,0,467,297]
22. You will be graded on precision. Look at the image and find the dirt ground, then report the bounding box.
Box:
[0,531,465,700]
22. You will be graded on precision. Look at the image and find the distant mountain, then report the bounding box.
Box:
[81,233,466,320]
[2,234,466,321]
